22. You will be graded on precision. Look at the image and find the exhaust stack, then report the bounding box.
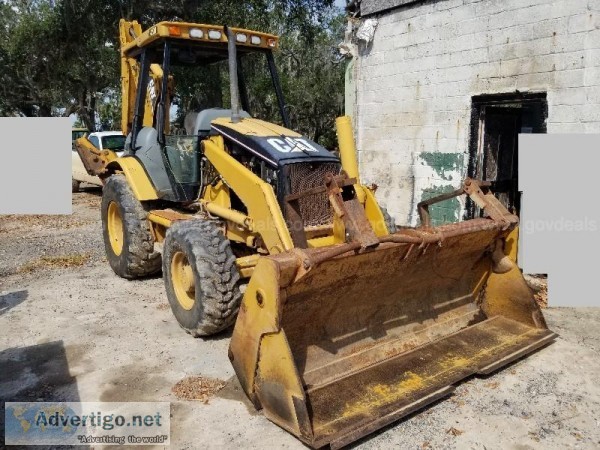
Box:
[225,26,241,124]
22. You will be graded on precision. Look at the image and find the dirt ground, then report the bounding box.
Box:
[1,189,599,449]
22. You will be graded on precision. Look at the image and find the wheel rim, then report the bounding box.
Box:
[107,201,124,256]
[171,251,195,311]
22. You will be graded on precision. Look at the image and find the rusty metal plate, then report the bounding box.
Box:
[148,209,191,222]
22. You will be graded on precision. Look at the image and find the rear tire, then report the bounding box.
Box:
[72,178,80,193]
[381,207,396,233]
[101,175,161,279]
[163,220,242,337]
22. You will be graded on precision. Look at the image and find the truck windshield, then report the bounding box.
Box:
[102,135,126,151]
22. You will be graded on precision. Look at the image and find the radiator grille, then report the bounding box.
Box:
[288,162,341,227]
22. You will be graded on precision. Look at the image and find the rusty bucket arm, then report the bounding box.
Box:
[74,137,117,181]
[229,180,556,449]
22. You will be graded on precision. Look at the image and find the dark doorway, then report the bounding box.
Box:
[467,92,547,218]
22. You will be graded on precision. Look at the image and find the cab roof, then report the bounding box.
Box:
[121,21,279,58]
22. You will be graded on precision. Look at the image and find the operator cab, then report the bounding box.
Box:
[121,21,340,231]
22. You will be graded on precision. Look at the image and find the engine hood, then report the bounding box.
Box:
[211,117,339,167]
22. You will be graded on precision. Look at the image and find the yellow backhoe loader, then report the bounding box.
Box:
[76,19,556,449]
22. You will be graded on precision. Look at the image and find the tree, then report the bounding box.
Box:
[0,0,120,127]
[0,1,62,116]
[0,0,346,146]
[53,1,121,130]
[274,11,347,147]
[97,90,121,130]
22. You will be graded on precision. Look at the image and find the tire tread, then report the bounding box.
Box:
[101,175,161,278]
[163,220,242,336]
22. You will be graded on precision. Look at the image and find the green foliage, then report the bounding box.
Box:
[0,0,121,126]
[276,11,347,147]
[97,90,122,131]
[49,1,127,129]
[0,0,62,116]
[0,0,346,146]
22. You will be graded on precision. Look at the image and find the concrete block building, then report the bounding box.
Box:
[347,0,600,226]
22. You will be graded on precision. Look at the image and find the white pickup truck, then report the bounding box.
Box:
[72,131,125,192]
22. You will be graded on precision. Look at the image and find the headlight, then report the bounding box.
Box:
[236,33,248,43]
[190,28,203,39]
[208,30,222,40]
[251,36,262,45]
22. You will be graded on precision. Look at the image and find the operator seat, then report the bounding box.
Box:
[193,108,251,138]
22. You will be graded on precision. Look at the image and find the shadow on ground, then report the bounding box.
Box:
[0,340,80,436]
[0,290,28,316]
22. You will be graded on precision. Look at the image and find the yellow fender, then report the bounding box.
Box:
[361,186,392,236]
[106,157,159,201]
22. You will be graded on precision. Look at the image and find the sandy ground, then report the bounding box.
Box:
[1,190,599,449]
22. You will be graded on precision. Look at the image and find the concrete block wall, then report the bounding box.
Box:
[355,0,600,226]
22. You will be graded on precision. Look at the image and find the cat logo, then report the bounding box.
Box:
[267,137,318,154]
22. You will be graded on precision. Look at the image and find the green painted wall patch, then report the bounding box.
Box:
[419,152,465,181]
[420,185,460,226]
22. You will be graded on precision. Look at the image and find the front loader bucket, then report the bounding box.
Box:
[229,219,556,449]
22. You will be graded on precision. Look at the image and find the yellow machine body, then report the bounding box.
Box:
[74,17,555,448]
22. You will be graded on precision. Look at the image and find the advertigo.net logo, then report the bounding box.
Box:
[4,402,170,446]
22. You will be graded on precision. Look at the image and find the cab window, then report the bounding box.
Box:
[88,135,100,149]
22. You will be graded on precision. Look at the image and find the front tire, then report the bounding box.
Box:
[72,178,80,193]
[163,220,242,337]
[101,175,161,279]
